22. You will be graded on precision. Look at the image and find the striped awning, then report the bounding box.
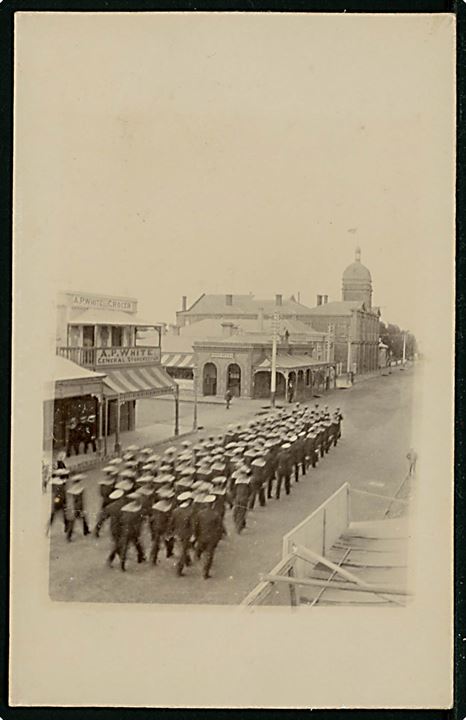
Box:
[103,366,176,401]
[162,352,194,369]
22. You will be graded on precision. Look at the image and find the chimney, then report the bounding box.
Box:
[181,296,187,311]
[226,294,233,306]
[275,294,283,307]
[221,322,234,337]
[317,294,322,306]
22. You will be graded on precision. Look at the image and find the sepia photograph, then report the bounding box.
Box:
[10,10,454,708]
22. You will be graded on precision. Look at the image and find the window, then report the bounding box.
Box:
[111,326,123,347]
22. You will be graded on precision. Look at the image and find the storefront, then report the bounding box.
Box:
[44,356,106,456]
[193,335,336,401]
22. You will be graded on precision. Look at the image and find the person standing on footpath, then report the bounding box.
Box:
[224,389,233,410]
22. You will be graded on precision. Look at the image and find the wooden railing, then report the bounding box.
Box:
[57,346,161,369]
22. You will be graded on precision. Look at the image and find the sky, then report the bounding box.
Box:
[14,12,455,347]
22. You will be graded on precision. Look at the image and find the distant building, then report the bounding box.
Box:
[157,311,334,398]
[176,293,318,327]
[307,248,380,374]
[49,291,177,456]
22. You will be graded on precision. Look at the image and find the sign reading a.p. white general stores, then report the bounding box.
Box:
[69,292,138,314]
[95,347,161,366]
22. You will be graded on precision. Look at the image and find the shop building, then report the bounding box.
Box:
[52,291,178,455]
[193,325,336,401]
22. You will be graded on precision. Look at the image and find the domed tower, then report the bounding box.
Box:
[342,247,372,308]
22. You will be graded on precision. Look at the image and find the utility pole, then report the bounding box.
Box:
[271,312,279,407]
[192,366,198,430]
[402,331,407,365]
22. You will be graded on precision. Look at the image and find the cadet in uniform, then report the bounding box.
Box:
[66,474,90,541]
[194,495,224,579]
[106,489,128,568]
[276,443,292,499]
[119,494,146,571]
[232,474,250,533]
[47,468,69,534]
[150,499,173,565]
[170,493,194,576]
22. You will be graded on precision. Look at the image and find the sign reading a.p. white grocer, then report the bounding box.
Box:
[70,292,138,314]
[95,347,161,366]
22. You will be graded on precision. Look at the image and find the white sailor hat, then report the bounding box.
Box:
[115,479,133,492]
[252,458,266,468]
[71,473,87,482]
[164,446,177,455]
[120,469,136,479]
[212,487,227,496]
[181,440,192,448]
[152,499,172,512]
[282,443,291,449]
[140,447,153,455]
[178,491,193,503]
[103,465,119,475]
[148,454,161,463]
[122,500,142,513]
[202,494,216,504]
[108,457,124,465]
[126,445,140,452]
[67,484,84,495]
[109,489,124,501]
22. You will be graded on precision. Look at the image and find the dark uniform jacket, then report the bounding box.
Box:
[194,507,223,545]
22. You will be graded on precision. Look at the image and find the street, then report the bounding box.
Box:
[48,366,417,605]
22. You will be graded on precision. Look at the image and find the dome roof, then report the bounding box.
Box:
[342,247,371,282]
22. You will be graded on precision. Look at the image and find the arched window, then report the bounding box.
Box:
[202,362,218,396]
[227,363,241,397]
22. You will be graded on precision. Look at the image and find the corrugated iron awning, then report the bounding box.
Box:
[162,352,194,369]
[103,366,176,401]
[255,355,331,371]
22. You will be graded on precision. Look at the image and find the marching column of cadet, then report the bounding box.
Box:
[47,403,344,580]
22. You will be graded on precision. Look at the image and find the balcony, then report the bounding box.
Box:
[57,345,161,370]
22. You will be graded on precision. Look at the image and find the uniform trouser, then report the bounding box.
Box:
[66,510,90,540]
[49,503,68,533]
[320,442,325,458]
[267,470,276,498]
[175,537,192,575]
[276,472,291,500]
[151,532,174,563]
[295,458,306,481]
[249,482,266,509]
[94,506,109,536]
[120,531,145,569]
[107,534,123,565]
[233,504,248,533]
[196,540,219,578]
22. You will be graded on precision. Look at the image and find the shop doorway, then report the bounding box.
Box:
[202,363,218,396]
[227,363,241,397]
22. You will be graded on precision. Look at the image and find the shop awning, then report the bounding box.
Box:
[255,354,331,371]
[162,352,194,369]
[103,365,176,401]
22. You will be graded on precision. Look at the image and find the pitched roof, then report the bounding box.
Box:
[53,356,106,383]
[307,300,364,316]
[181,294,317,317]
